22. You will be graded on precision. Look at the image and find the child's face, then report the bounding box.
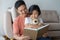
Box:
[17,5,27,17]
[31,10,39,19]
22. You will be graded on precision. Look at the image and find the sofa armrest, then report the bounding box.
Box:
[44,23,60,37]
[3,11,13,38]
[59,16,60,23]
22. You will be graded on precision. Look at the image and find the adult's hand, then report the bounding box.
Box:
[21,35,31,40]
[13,34,31,40]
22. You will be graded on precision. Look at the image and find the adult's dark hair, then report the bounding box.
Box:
[15,0,26,9]
[18,0,21,1]
[29,5,41,16]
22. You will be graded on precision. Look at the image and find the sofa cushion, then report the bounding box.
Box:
[48,31,60,37]
[8,7,19,22]
[4,11,13,38]
[59,16,60,23]
[44,23,60,31]
[41,10,59,23]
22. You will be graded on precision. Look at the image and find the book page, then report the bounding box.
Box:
[24,24,49,31]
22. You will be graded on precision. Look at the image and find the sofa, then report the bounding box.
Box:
[3,7,60,40]
[41,10,60,40]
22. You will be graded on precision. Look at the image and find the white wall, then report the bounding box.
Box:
[0,0,17,36]
[0,0,60,36]
[24,0,60,15]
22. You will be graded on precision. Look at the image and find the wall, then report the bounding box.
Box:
[24,0,60,15]
[0,0,17,36]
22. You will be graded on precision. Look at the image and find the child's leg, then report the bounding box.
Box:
[42,32,48,37]
[37,37,52,40]
[37,32,52,40]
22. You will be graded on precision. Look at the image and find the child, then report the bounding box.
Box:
[24,5,43,28]
[24,5,51,40]
[13,0,30,40]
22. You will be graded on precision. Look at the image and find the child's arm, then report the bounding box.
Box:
[25,18,41,28]
[38,18,44,26]
[25,24,40,28]
[38,22,44,26]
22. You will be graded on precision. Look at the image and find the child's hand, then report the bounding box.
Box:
[30,24,40,29]
[25,24,40,29]
[42,32,48,37]
[38,23,43,26]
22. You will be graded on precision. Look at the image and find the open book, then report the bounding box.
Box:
[23,24,49,40]
[24,24,49,31]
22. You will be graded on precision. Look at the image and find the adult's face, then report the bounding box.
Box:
[17,5,27,17]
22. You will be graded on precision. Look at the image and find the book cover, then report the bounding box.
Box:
[23,24,49,40]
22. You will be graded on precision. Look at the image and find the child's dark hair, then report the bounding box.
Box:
[29,5,41,16]
[15,0,26,9]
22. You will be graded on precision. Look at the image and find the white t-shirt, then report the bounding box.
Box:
[25,17,43,24]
